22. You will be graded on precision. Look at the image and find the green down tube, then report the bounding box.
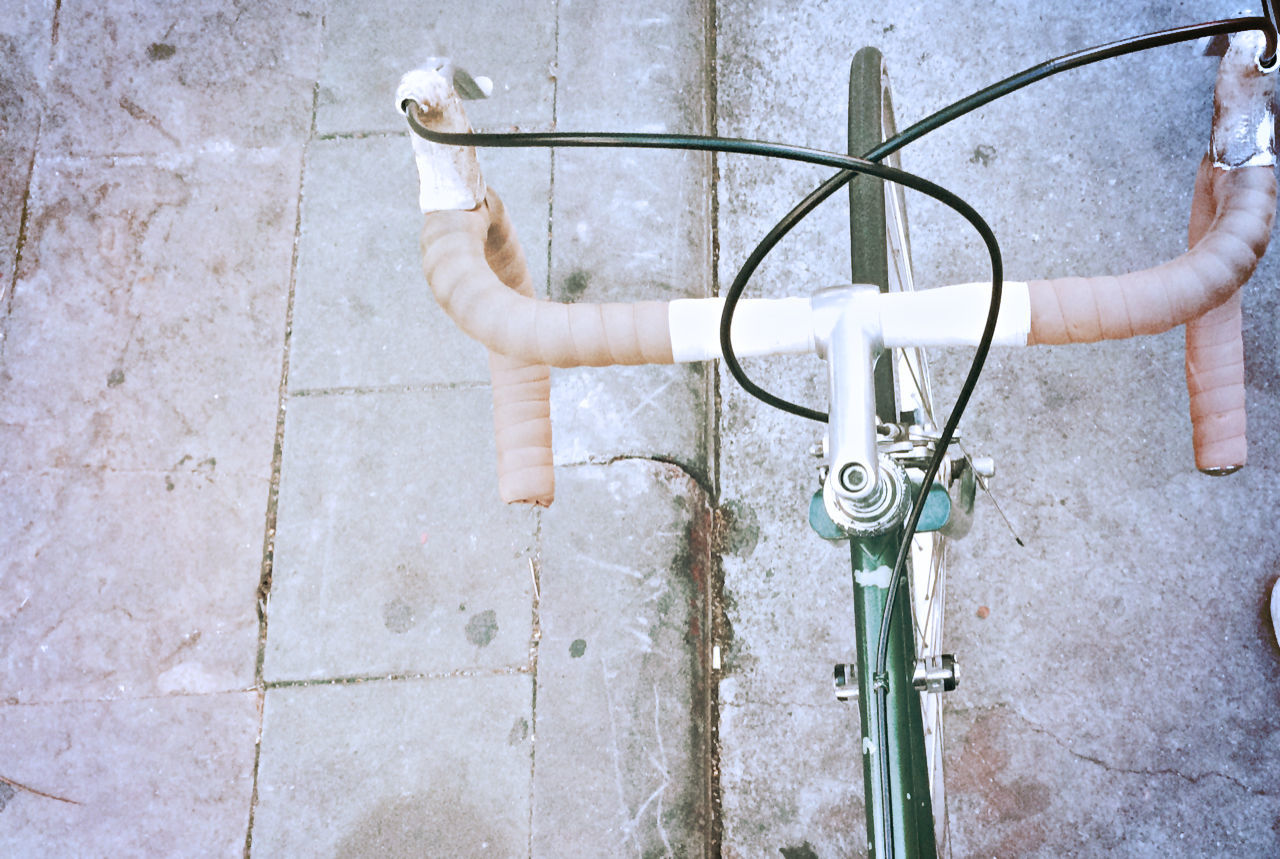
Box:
[851,531,935,859]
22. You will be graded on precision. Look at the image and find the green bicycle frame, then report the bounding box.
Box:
[850,531,935,858]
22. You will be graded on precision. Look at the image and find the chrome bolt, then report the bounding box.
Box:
[912,654,959,693]
[971,456,996,479]
[833,663,859,702]
[839,462,871,494]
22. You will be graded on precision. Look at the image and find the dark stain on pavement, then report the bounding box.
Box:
[146,42,176,61]
[948,708,1053,854]
[780,842,819,859]
[508,717,529,745]
[716,499,760,558]
[382,598,415,635]
[465,609,497,647]
[569,638,587,658]
[560,269,590,301]
[336,792,501,858]
[970,143,996,166]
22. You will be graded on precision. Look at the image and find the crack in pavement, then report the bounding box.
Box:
[561,453,714,502]
[965,701,1270,797]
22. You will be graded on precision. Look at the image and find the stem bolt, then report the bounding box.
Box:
[839,462,871,493]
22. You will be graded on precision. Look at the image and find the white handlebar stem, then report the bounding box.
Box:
[667,281,1032,364]
[668,281,1031,522]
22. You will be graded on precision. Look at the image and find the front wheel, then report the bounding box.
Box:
[849,45,950,857]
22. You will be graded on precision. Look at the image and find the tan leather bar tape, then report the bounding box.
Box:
[1025,162,1274,346]
[1186,291,1246,473]
[1029,32,1276,474]
[471,191,556,505]
[421,189,675,367]
[1184,156,1247,474]
[1026,160,1273,473]
[489,352,555,505]
[421,188,678,505]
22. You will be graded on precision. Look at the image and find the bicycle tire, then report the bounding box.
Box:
[849,46,950,856]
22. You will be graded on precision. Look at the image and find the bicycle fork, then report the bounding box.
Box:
[809,283,963,857]
[849,534,936,858]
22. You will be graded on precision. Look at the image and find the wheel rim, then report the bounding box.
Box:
[878,65,951,857]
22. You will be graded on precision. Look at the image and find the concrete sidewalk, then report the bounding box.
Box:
[2,1,1279,857]
[3,0,715,855]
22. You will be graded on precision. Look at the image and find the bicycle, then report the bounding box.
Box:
[397,11,1277,857]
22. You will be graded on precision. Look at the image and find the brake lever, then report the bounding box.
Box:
[395,58,488,212]
[452,66,494,101]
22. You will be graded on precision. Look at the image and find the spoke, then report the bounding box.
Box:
[911,535,945,655]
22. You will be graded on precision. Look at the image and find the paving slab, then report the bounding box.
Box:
[263,388,537,682]
[533,459,713,857]
[717,383,865,853]
[0,149,298,477]
[0,467,264,704]
[552,0,714,302]
[43,0,322,156]
[251,675,532,857]
[0,145,296,706]
[287,135,551,392]
[550,363,714,483]
[717,699,865,858]
[0,691,258,857]
[314,0,557,137]
[716,391,854,707]
[548,0,715,485]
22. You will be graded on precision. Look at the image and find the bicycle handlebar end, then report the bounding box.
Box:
[396,61,486,213]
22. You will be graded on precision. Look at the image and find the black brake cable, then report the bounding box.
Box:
[405,14,1275,856]
[854,15,1275,856]
[407,109,1005,851]
[718,15,1272,425]
[1264,2,1280,67]
[409,109,1006,856]
[701,16,1273,850]
[405,116,975,243]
